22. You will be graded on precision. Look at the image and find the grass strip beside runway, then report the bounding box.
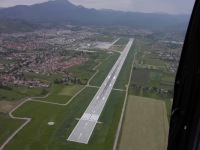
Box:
[0,114,24,146]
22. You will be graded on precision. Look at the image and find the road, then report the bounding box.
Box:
[67,38,134,144]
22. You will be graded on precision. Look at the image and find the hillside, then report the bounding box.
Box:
[0,19,36,33]
[0,0,190,32]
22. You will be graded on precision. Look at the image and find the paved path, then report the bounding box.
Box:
[67,39,134,144]
[0,94,52,150]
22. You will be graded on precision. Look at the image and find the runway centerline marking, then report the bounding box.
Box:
[78,133,82,140]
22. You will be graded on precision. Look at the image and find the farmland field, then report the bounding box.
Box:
[160,76,175,86]
[129,37,174,121]
[149,71,163,81]
[119,96,169,150]
[145,58,166,67]
[131,68,149,86]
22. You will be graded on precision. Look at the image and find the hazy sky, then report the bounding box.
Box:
[0,0,195,14]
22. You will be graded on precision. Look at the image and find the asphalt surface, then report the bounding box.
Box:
[67,38,134,144]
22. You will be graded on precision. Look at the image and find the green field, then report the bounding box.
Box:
[0,84,44,101]
[58,85,84,96]
[24,72,63,82]
[165,99,172,121]
[114,41,136,90]
[142,89,173,100]
[119,96,169,150]
[145,58,166,67]
[0,88,26,101]
[68,59,98,84]
[96,36,115,42]
[138,37,154,46]
[3,87,126,150]
[37,84,84,103]
[161,76,175,83]
[0,59,18,64]
[131,68,150,86]
[90,53,120,86]
[135,52,166,69]
[149,71,163,81]
[148,71,174,90]
[130,73,173,99]
[109,45,126,52]
[130,68,174,97]
[114,38,129,45]
[0,114,24,145]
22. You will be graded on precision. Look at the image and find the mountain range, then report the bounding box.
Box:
[0,0,190,32]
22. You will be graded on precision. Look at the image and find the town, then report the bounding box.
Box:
[0,27,95,88]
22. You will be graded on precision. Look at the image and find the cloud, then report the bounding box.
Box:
[69,0,134,10]
[0,0,48,7]
[69,0,195,14]
[131,0,195,14]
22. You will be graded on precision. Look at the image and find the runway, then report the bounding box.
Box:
[67,38,134,144]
